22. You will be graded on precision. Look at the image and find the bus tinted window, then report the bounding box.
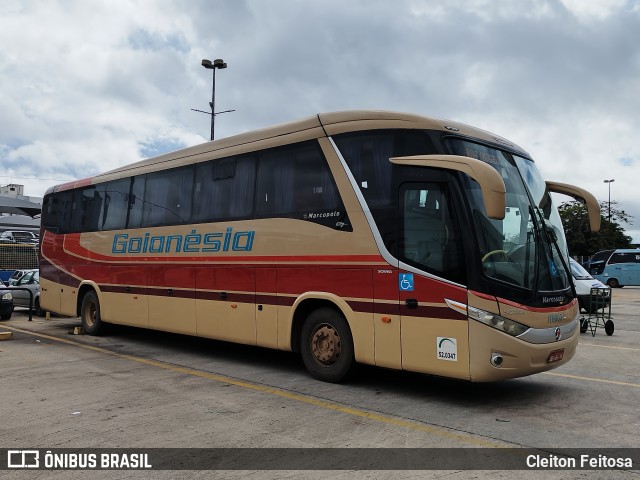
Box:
[400,184,466,283]
[100,178,131,231]
[334,130,438,255]
[56,191,74,234]
[143,165,194,227]
[255,142,341,219]
[70,186,103,233]
[127,175,146,229]
[334,133,394,208]
[333,130,438,209]
[41,196,58,232]
[193,154,256,222]
[609,252,640,264]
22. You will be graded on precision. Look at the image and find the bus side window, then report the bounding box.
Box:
[193,155,255,223]
[69,186,103,233]
[143,166,194,227]
[255,141,342,221]
[100,178,130,231]
[55,191,74,234]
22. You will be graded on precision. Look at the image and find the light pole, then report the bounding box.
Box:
[604,179,615,222]
[192,58,234,141]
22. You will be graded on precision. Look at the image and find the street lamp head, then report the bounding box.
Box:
[202,58,227,70]
[604,179,615,183]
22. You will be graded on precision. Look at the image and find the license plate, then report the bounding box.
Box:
[547,349,564,363]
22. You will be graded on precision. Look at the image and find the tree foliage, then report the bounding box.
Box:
[558,200,633,256]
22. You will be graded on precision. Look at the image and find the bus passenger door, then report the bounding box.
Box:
[196,267,256,345]
[397,182,470,380]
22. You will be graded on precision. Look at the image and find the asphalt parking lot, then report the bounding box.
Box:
[1,288,639,479]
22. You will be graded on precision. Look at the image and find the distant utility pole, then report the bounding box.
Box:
[191,58,235,140]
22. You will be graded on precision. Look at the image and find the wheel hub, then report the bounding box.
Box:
[311,324,341,366]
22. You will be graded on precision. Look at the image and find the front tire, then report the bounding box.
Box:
[81,291,103,335]
[607,278,620,288]
[300,308,355,383]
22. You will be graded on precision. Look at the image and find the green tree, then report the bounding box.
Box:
[558,200,633,256]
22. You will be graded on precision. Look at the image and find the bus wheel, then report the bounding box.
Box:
[300,308,354,383]
[607,278,620,288]
[81,291,103,335]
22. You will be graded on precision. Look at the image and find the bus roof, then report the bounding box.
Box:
[49,110,530,193]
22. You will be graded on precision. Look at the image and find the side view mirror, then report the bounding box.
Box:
[390,154,506,220]
[546,181,601,232]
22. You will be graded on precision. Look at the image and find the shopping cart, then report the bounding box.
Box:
[582,287,614,336]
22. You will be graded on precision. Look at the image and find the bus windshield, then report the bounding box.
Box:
[448,140,570,293]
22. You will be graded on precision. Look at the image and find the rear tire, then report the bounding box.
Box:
[607,278,620,288]
[300,308,355,383]
[81,291,103,335]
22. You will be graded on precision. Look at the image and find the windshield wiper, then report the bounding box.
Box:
[534,206,576,298]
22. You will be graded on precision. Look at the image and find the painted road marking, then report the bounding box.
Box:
[3,324,505,448]
[578,342,640,352]
[542,371,640,388]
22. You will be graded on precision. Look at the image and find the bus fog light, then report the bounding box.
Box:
[491,353,504,368]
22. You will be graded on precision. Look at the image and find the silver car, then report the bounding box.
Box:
[11,269,44,316]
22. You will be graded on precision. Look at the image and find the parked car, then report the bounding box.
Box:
[10,269,44,316]
[7,269,30,286]
[0,230,39,244]
[0,287,13,320]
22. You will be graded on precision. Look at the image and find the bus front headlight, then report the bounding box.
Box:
[468,307,528,337]
[2,292,13,301]
[444,299,530,337]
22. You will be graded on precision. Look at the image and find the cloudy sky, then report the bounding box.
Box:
[1,0,639,241]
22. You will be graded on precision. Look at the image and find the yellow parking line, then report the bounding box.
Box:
[542,371,640,388]
[3,324,504,448]
[578,342,640,352]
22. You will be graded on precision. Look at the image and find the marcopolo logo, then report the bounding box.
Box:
[437,337,458,362]
[112,227,255,255]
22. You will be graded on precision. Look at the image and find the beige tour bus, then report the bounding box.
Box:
[39,111,600,382]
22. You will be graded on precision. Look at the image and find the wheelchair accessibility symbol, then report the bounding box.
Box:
[399,273,414,292]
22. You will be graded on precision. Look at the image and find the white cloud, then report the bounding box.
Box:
[1,0,639,243]
[561,0,629,21]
